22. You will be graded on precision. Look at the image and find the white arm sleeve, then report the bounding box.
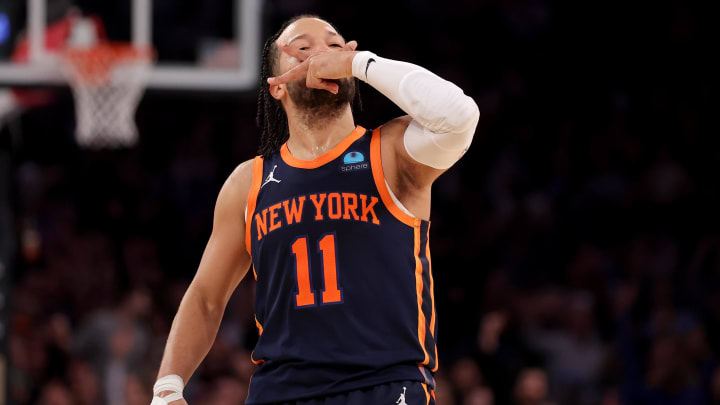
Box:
[352,51,480,169]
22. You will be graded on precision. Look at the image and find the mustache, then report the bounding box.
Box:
[292,78,342,86]
[286,76,356,113]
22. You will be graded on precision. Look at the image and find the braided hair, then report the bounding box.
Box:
[256,15,362,158]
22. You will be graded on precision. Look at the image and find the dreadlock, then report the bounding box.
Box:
[256,14,362,158]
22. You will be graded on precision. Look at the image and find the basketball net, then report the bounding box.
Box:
[60,19,153,149]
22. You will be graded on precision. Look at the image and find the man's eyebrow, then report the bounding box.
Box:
[286,30,343,45]
[287,34,309,45]
[326,30,345,41]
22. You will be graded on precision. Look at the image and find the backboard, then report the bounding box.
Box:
[0,0,262,91]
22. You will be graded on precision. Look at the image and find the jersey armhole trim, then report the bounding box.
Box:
[370,126,418,228]
[244,156,264,256]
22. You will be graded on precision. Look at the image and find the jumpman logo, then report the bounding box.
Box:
[261,165,282,188]
[396,386,407,405]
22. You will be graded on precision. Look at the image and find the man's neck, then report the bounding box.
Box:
[286,105,356,160]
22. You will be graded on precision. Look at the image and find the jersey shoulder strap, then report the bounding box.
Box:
[370,126,418,228]
[245,156,264,255]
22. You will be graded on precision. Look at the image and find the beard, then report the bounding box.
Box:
[286,77,356,122]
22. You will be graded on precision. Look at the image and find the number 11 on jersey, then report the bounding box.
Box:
[291,234,343,307]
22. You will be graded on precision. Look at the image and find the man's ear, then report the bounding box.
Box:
[269,83,285,100]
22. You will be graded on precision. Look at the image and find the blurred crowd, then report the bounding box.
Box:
[1,0,716,404]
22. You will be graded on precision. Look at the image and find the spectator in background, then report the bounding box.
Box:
[67,360,101,405]
[434,374,457,405]
[36,380,73,405]
[125,374,153,405]
[711,367,720,405]
[513,368,555,405]
[464,386,495,405]
[197,377,248,405]
[522,291,606,405]
[44,313,72,379]
[451,357,485,401]
[477,309,530,404]
[72,288,151,404]
[615,282,706,405]
[105,324,137,405]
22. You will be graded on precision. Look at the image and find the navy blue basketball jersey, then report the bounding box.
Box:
[244,126,437,404]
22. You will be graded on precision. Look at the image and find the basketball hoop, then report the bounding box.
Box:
[60,43,153,149]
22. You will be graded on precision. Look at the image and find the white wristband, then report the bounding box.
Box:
[151,393,183,405]
[351,51,378,82]
[152,375,184,404]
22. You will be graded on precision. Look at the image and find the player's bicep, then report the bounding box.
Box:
[191,161,254,308]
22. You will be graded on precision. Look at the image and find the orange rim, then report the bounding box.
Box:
[61,43,153,85]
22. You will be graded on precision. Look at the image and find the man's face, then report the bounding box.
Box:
[274,18,356,114]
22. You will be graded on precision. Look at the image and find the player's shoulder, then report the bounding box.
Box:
[376,116,412,165]
[229,157,258,185]
[218,157,261,207]
[378,115,412,139]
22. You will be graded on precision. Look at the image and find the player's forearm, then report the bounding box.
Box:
[350,51,479,169]
[351,51,479,135]
[157,285,225,383]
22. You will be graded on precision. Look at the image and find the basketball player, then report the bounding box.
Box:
[151,15,479,405]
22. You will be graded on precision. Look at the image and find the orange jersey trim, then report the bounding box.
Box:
[251,315,265,364]
[280,125,366,169]
[427,224,436,337]
[245,156,264,256]
[421,382,431,405]
[250,351,265,365]
[427,224,439,372]
[369,127,416,228]
[414,221,430,366]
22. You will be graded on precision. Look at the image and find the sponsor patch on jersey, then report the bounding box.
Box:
[341,151,368,172]
[343,151,364,164]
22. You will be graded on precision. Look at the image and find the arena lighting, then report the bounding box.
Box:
[0,13,10,45]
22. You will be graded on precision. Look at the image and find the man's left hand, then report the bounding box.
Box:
[267,41,358,94]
